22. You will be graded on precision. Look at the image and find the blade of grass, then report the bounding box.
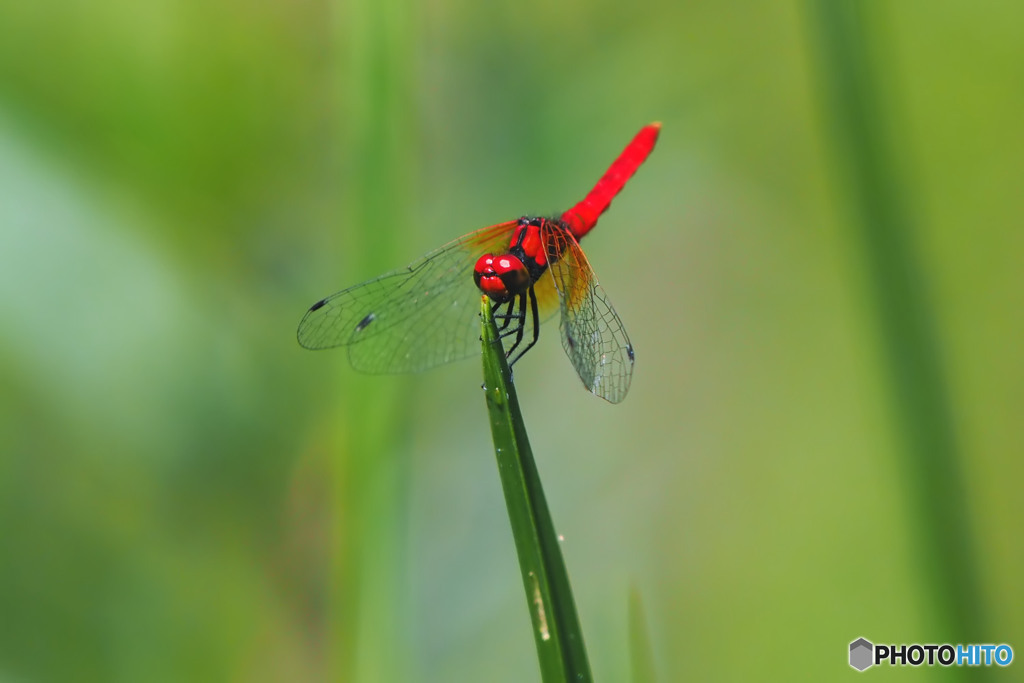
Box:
[807,0,987,655]
[480,297,592,683]
[628,586,658,683]
[329,0,418,680]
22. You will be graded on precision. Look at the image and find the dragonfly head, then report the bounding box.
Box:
[474,253,530,303]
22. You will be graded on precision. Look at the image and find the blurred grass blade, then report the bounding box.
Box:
[480,297,592,683]
[807,0,987,650]
[628,586,658,683]
[330,0,418,680]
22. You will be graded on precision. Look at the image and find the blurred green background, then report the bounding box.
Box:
[1,1,1021,681]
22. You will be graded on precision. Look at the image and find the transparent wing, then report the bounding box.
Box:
[543,224,635,403]
[297,221,519,374]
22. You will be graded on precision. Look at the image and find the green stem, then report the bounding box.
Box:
[808,0,988,652]
[480,297,592,682]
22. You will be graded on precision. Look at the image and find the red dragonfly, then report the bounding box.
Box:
[298,122,660,403]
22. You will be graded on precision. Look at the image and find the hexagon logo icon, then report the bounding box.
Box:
[850,638,874,671]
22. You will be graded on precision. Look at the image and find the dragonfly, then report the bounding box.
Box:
[297,122,661,403]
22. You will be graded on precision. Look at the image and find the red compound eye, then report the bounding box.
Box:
[473,253,528,303]
[492,255,524,276]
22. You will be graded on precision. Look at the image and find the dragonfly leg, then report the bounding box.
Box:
[492,299,518,332]
[495,298,525,340]
[500,292,528,361]
[507,285,540,367]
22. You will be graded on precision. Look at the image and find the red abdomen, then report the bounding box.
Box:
[560,122,661,239]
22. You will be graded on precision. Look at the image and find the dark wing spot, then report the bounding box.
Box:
[354,312,376,333]
[566,332,575,351]
[308,298,327,312]
[627,344,635,363]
